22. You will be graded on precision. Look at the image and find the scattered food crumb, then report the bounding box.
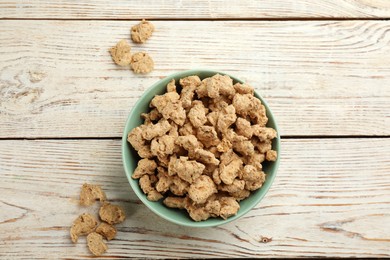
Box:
[87,232,108,256]
[79,183,106,206]
[96,222,117,241]
[99,202,126,225]
[109,39,132,66]
[131,19,155,43]
[70,184,126,256]
[130,52,154,74]
[70,213,98,243]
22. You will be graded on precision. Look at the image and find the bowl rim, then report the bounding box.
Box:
[122,69,281,227]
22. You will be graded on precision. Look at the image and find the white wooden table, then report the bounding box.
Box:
[1,1,389,258]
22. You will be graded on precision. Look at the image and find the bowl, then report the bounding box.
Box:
[122,69,280,227]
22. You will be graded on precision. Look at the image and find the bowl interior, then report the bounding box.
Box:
[122,69,280,227]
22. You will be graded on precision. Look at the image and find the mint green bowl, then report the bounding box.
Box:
[122,69,280,227]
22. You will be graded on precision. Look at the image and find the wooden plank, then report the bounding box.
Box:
[0,138,389,258]
[1,0,390,19]
[0,20,389,138]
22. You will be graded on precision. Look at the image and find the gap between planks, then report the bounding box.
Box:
[0,17,389,21]
[0,135,389,141]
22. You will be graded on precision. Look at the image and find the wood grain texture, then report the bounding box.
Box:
[0,20,389,138]
[0,138,389,258]
[1,0,390,19]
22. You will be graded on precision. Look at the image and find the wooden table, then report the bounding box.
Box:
[1,1,389,258]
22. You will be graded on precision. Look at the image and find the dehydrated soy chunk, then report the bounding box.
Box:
[265,150,278,161]
[96,222,117,241]
[219,158,243,185]
[187,101,208,128]
[99,203,126,225]
[219,197,240,220]
[131,19,154,43]
[130,52,154,74]
[70,213,98,243]
[141,119,171,141]
[188,175,217,204]
[79,183,106,206]
[109,39,132,66]
[150,92,186,126]
[163,196,186,209]
[132,158,157,179]
[127,126,153,158]
[168,156,205,184]
[87,232,108,256]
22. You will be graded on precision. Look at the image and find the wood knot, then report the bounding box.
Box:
[259,236,272,243]
[29,70,46,83]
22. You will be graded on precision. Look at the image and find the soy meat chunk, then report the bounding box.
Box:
[191,148,220,166]
[251,137,273,154]
[155,167,173,193]
[219,197,240,220]
[99,203,126,225]
[188,176,217,204]
[109,39,131,66]
[169,175,190,196]
[163,196,187,209]
[218,179,245,193]
[179,119,196,136]
[139,175,154,194]
[132,158,157,179]
[87,232,108,256]
[217,138,232,153]
[209,95,230,112]
[151,135,176,158]
[207,111,219,127]
[130,52,154,74]
[243,151,265,171]
[147,190,164,201]
[214,74,235,98]
[141,108,162,123]
[212,168,222,185]
[180,76,201,108]
[141,119,171,141]
[216,105,237,134]
[150,92,186,125]
[252,125,277,141]
[185,203,211,222]
[166,79,177,92]
[175,135,203,153]
[235,117,253,139]
[168,156,205,184]
[265,150,278,161]
[70,213,97,243]
[79,183,106,206]
[242,165,266,191]
[96,223,117,241]
[233,140,255,156]
[196,126,220,147]
[127,127,153,158]
[219,158,243,185]
[196,74,234,99]
[188,101,208,128]
[233,83,254,95]
[205,199,221,217]
[224,128,247,143]
[230,189,251,201]
[232,94,268,125]
[131,19,154,43]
